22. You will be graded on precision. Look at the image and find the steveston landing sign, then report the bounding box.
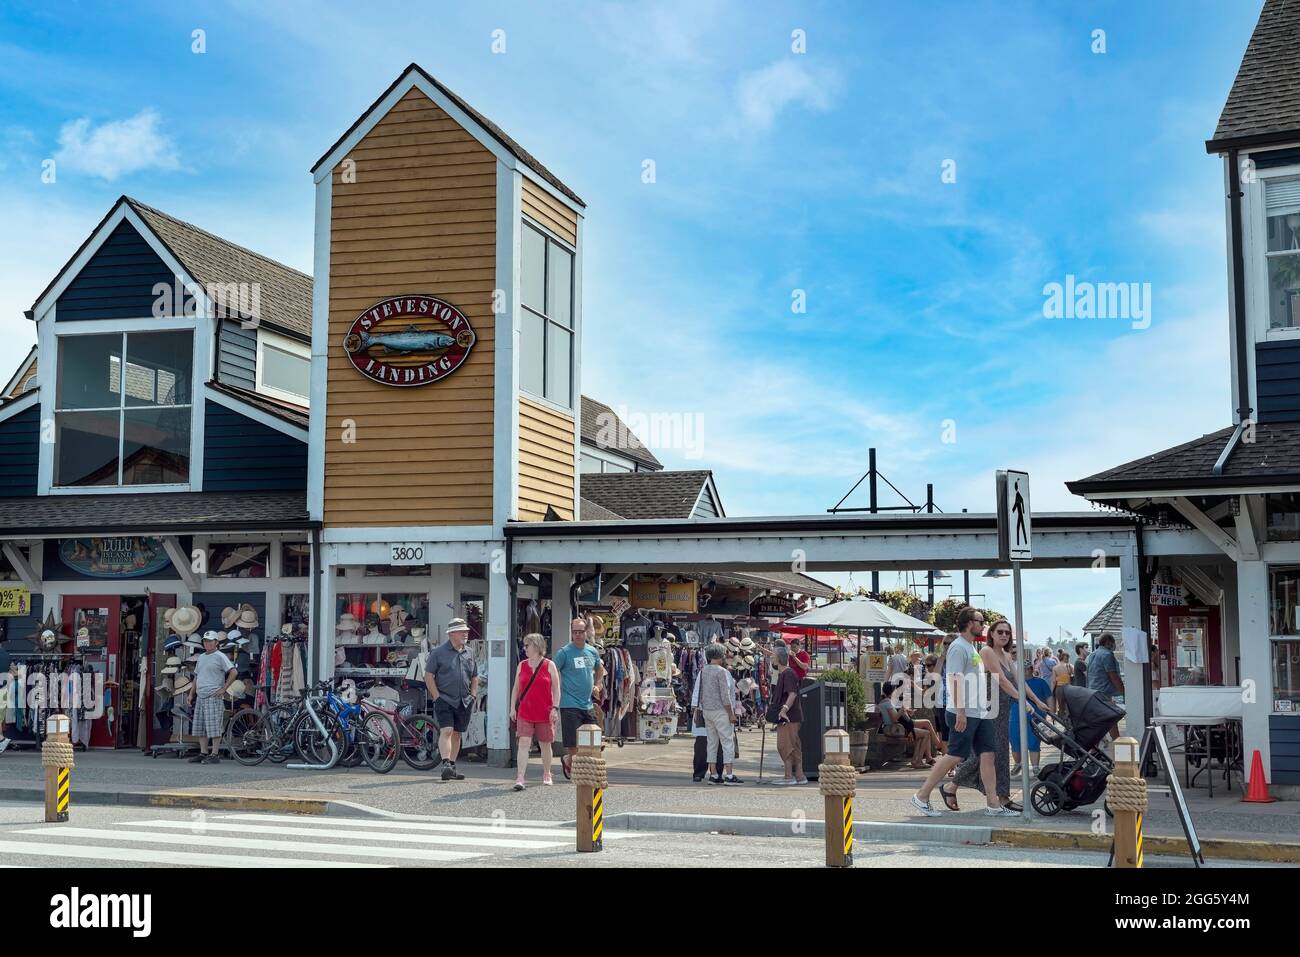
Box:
[342,294,477,387]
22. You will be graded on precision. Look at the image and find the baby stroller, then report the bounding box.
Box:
[1027,685,1126,817]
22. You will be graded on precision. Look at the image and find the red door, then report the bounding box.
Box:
[62,596,120,748]
[146,594,176,748]
[1155,604,1222,687]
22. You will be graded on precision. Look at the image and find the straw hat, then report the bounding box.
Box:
[740,636,756,650]
[220,606,238,629]
[170,605,202,637]
[446,617,470,635]
[224,679,248,700]
[744,654,755,667]
[172,675,194,695]
[336,613,360,634]
[161,657,181,675]
[235,604,259,630]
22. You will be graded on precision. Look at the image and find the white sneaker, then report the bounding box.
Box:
[984,806,1019,817]
[0,737,10,754]
[910,794,943,817]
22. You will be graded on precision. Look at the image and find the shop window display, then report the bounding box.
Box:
[207,542,269,578]
[335,592,429,679]
[1270,567,1300,636]
[281,542,310,577]
[1273,640,1300,710]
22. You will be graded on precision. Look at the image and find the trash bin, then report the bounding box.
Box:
[799,679,847,778]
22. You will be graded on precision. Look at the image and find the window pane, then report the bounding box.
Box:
[520,309,545,396]
[55,410,120,486]
[56,335,121,409]
[125,331,192,406]
[1273,640,1300,708]
[208,542,269,578]
[282,542,311,577]
[1267,253,1300,329]
[580,453,602,473]
[262,344,310,398]
[545,323,571,406]
[1270,568,1300,635]
[548,242,573,327]
[604,460,631,473]
[521,224,546,313]
[122,407,190,485]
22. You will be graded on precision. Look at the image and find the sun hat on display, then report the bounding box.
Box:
[224,679,248,700]
[740,636,756,650]
[221,606,238,629]
[235,604,259,630]
[170,605,202,637]
[336,613,360,634]
[172,675,194,695]
[161,657,181,675]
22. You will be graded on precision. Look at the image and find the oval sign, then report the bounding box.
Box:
[342,294,476,387]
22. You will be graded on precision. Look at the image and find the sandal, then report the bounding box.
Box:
[939,783,960,811]
[909,760,928,769]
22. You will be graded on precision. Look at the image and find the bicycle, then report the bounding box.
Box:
[323,682,398,773]
[228,682,343,769]
[358,694,440,770]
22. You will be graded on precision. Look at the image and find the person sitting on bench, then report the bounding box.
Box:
[881,678,940,769]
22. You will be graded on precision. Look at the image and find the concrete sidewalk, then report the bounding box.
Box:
[2,728,1296,860]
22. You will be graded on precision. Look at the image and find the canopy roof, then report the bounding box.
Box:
[785,596,936,632]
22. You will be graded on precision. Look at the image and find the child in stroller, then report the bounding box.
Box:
[1027,685,1126,816]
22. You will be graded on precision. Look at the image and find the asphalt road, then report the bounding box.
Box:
[0,801,1266,869]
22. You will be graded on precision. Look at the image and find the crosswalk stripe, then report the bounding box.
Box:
[15,827,486,864]
[212,812,620,839]
[121,820,570,849]
[0,839,384,868]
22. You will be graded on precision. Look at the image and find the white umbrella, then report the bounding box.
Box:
[785,596,935,632]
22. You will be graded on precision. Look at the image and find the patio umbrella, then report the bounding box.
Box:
[786,597,937,679]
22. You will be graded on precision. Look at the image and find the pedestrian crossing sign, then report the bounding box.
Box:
[996,470,1032,562]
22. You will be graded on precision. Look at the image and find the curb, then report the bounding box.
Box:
[0,787,330,816]
[600,812,991,846]
[989,826,1300,864]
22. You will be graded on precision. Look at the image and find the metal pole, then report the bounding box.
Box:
[869,449,881,703]
[1013,562,1033,819]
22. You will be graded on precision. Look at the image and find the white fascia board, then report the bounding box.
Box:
[571,209,583,519]
[307,170,332,522]
[0,389,38,424]
[322,524,499,544]
[203,384,308,443]
[493,161,520,527]
[326,538,503,567]
[518,166,585,222]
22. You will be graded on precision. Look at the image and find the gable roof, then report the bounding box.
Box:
[580,396,663,470]
[1066,422,1300,495]
[580,470,715,520]
[126,198,312,338]
[1209,0,1300,149]
[206,379,309,430]
[2,346,37,398]
[1083,593,1123,638]
[312,63,584,208]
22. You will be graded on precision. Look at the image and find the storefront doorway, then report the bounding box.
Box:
[62,593,169,749]
[1154,604,1223,687]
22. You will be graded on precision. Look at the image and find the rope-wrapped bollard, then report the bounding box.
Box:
[1108,737,1145,868]
[820,730,856,867]
[42,715,74,823]
[574,725,605,853]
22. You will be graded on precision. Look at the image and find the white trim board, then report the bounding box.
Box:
[203,384,308,443]
[0,388,38,425]
[307,168,332,523]
[2,346,36,398]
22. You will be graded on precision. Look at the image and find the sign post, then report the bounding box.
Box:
[997,470,1033,820]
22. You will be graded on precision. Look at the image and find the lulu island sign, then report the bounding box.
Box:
[343,295,476,387]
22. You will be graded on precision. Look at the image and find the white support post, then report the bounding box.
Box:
[1,543,40,591]
[317,545,337,684]
[1236,559,1272,779]
[486,560,512,765]
[1119,546,1147,733]
[551,570,574,657]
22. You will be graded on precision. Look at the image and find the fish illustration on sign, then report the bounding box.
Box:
[342,294,477,388]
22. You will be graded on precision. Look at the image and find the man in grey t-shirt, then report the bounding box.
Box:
[911,607,1009,817]
[424,618,478,781]
[189,631,235,764]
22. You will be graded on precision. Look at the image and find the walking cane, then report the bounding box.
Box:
[758,717,767,782]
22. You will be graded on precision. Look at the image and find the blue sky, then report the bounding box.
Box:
[0,1,1266,644]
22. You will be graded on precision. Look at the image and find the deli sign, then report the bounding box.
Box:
[343,294,476,387]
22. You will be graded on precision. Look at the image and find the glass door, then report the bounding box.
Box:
[62,595,120,748]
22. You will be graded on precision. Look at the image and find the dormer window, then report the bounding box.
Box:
[255,329,310,404]
[53,331,193,487]
[1265,177,1300,329]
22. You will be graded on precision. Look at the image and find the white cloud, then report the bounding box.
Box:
[54,109,179,182]
[733,59,838,133]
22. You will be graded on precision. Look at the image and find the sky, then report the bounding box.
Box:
[0,0,1266,645]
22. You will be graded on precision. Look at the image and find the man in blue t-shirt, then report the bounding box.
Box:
[554,617,606,780]
[1086,634,1124,742]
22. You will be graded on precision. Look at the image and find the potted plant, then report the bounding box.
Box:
[820,668,870,765]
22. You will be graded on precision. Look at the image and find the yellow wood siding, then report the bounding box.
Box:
[521,177,578,246]
[517,396,575,521]
[324,86,496,528]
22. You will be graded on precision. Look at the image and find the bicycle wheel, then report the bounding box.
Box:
[359,711,399,774]
[226,709,269,766]
[294,709,344,768]
[401,713,441,771]
[265,704,298,763]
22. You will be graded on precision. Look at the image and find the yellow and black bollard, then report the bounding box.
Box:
[572,724,607,853]
[1107,736,1146,868]
[818,729,856,867]
[42,714,75,824]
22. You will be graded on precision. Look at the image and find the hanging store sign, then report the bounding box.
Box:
[58,538,171,579]
[698,585,751,616]
[0,585,30,617]
[1150,582,1185,607]
[751,594,795,617]
[629,578,698,612]
[342,294,476,387]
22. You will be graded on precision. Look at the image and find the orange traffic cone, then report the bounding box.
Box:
[1243,750,1277,804]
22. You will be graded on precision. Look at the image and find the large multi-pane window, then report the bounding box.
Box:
[54,331,193,487]
[520,221,574,407]
[1265,177,1300,329]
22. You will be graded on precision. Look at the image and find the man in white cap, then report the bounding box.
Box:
[424,617,478,781]
[189,631,236,763]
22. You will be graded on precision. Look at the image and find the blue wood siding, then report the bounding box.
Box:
[1,593,44,652]
[56,221,177,321]
[217,320,257,391]
[190,591,266,639]
[0,404,39,497]
[202,400,306,492]
[1270,714,1300,785]
[1255,340,1300,423]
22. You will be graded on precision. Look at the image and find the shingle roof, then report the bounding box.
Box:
[580,470,712,520]
[580,396,663,470]
[125,198,312,338]
[206,379,309,430]
[1083,593,1123,638]
[1067,422,1300,493]
[578,497,624,522]
[0,491,311,535]
[312,63,584,208]
[1210,0,1300,147]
